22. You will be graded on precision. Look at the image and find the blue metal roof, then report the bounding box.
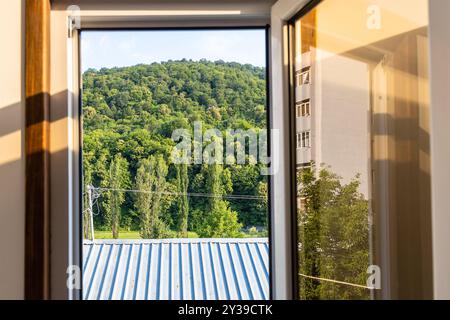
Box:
[83,238,269,300]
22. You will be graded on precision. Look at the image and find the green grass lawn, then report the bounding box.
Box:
[94,230,199,239]
[93,229,268,240]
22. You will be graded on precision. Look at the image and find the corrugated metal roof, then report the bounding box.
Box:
[83,238,269,300]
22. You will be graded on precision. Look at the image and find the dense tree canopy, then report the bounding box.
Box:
[297,166,370,300]
[82,60,268,238]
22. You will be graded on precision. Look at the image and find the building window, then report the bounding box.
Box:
[296,101,311,117]
[295,68,311,87]
[297,131,311,149]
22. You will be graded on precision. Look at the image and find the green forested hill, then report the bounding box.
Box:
[82,60,268,238]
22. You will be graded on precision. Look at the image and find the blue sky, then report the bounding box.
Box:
[81,30,266,71]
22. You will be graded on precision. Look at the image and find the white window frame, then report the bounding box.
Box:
[303,131,310,148]
[49,0,450,301]
[270,0,312,300]
[296,131,310,149]
[304,101,310,116]
[296,100,310,117]
[50,0,274,300]
[295,68,310,86]
[273,0,450,300]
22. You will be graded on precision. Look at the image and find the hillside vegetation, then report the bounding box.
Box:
[82,60,268,239]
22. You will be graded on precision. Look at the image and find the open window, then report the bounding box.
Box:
[41,0,447,301]
[287,0,432,300]
[79,28,271,300]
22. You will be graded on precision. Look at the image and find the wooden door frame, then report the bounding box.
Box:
[25,0,51,300]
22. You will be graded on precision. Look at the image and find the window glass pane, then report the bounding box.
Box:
[297,104,302,117]
[81,29,270,300]
[291,0,431,300]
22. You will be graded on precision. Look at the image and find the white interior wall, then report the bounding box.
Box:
[429,0,450,300]
[0,0,25,299]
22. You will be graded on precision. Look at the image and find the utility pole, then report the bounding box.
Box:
[87,185,95,241]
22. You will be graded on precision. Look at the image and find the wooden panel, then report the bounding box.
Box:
[25,0,51,300]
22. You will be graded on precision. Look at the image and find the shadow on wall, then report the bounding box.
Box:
[0,0,25,299]
[0,88,73,299]
[0,101,25,299]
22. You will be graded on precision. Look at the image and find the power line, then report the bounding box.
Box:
[92,186,266,201]
[298,273,374,290]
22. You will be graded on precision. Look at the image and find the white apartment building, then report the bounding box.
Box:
[295,49,370,197]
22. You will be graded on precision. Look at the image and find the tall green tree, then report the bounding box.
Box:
[229,165,268,227]
[135,157,155,238]
[206,164,222,214]
[298,167,370,300]
[198,164,242,238]
[135,155,169,238]
[176,164,189,237]
[103,154,130,239]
